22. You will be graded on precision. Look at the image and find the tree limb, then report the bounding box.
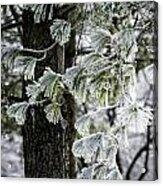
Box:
[138,126,150,180]
[1,21,22,32]
[126,145,147,180]
[126,126,151,180]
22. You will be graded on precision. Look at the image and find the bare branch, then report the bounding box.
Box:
[21,42,57,54]
[126,126,151,180]
[138,126,151,180]
[1,21,22,32]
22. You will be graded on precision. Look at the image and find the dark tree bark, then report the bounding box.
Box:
[22,106,65,178]
[21,7,76,178]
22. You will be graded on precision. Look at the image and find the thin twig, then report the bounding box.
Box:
[21,41,57,54]
[125,126,151,180]
[138,126,150,180]
[126,145,147,180]
[35,52,47,62]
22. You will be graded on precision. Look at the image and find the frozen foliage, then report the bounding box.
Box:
[26,82,41,102]
[72,132,118,163]
[4,2,157,180]
[78,163,122,180]
[39,67,62,98]
[72,132,121,179]
[116,64,154,134]
[13,56,37,80]
[70,2,156,179]
[7,102,29,125]
[91,29,111,52]
[116,95,153,134]
[92,163,122,180]
[75,106,119,136]
[50,19,71,46]
[112,29,139,63]
[44,102,62,124]
[39,68,64,123]
[63,66,81,89]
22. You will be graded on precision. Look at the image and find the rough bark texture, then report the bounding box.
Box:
[22,106,65,178]
[21,8,76,178]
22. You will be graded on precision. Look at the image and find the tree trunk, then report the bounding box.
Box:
[21,8,76,178]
